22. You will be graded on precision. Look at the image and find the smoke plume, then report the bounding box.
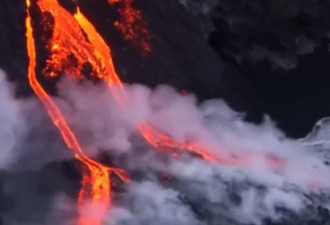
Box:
[1,69,330,224]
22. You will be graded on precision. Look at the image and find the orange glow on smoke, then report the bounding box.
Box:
[139,124,223,162]
[25,0,286,224]
[25,1,129,225]
[108,0,151,54]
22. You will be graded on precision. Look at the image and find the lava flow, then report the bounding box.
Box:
[25,0,286,224]
[25,1,129,225]
[31,0,224,167]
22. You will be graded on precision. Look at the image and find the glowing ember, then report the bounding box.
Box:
[108,0,151,54]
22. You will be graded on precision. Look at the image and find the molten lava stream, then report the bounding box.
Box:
[26,1,284,224]
[25,1,129,225]
[69,1,223,164]
[71,1,284,171]
[36,0,222,167]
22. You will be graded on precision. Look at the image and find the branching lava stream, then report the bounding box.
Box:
[25,1,129,225]
[25,0,286,224]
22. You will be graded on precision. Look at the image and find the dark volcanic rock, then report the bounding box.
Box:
[2,1,330,225]
[3,0,330,138]
[0,160,81,225]
[208,0,330,137]
[0,0,30,96]
[0,0,260,119]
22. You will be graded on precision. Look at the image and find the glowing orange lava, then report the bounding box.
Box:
[29,0,221,170]
[138,124,222,162]
[25,1,129,225]
[25,0,286,224]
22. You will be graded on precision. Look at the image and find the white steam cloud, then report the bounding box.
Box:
[54,76,330,224]
[0,69,24,169]
[0,70,72,171]
[1,69,330,224]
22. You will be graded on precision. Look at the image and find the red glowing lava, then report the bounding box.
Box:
[25,1,129,225]
[25,0,286,224]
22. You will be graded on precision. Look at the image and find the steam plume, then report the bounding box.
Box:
[1,70,330,224]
